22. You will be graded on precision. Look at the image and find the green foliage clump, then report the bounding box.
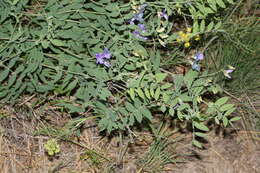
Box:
[206,11,260,131]
[44,138,60,156]
[207,17,260,93]
[0,0,240,147]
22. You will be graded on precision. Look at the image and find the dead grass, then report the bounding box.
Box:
[0,97,259,173]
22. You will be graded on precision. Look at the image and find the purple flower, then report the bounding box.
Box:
[96,53,105,64]
[132,23,148,40]
[129,4,147,25]
[139,3,148,12]
[129,12,144,25]
[158,9,168,20]
[95,48,112,67]
[132,30,148,40]
[103,48,111,59]
[192,62,200,71]
[103,61,111,68]
[223,65,235,79]
[190,52,203,71]
[194,52,204,61]
[223,69,234,79]
[138,23,146,32]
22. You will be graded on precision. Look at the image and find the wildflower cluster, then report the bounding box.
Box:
[177,28,200,48]
[130,4,148,40]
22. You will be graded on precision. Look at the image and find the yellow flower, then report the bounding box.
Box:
[186,27,192,33]
[177,30,191,43]
[180,33,186,38]
[178,31,184,37]
[195,35,200,41]
[183,34,190,42]
[184,42,190,48]
[178,31,184,34]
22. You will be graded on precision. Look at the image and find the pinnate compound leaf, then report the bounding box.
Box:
[140,107,152,121]
[200,20,205,32]
[216,0,226,8]
[194,122,209,131]
[154,87,161,100]
[134,111,142,123]
[224,107,236,116]
[50,39,66,47]
[128,88,135,101]
[223,116,228,127]
[220,104,234,112]
[215,21,222,30]
[136,88,145,100]
[215,97,229,106]
[193,139,202,148]
[184,70,198,89]
[144,88,151,100]
[195,132,207,138]
[155,73,167,83]
[0,69,10,82]
[207,21,214,31]
[229,116,241,122]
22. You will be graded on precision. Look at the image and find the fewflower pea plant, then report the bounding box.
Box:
[0,0,238,147]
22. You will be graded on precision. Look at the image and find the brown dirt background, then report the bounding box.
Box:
[0,103,259,173]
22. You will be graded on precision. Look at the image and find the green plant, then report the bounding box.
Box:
[80,150,104,168]
[123,69,238,147]
[44,138,60,156]
[0,0,239,148]
[207,16,260,93]
[205,11,260,131]
[138,137,176,172]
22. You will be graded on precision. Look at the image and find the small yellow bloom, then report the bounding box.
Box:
[178,31,184,37]
[195,35,200,41]
[176,38,181,42]
[183,34,190,42]
[186,27,192,33]
[180,33,186,38]
[184,42,190,48]
[178,31,184,34]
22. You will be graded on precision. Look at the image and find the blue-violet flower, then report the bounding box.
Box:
[138,23,146,32]
[95,48,111,67]
[158,9,168,20]
[223,65,235,78]
[192,62,200,71]
[130,12,144,25]
[223,69,234,78]
[129,3,147,25]
[193,52,204,61]
[132,30,148,40]
[191,52,203,71]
